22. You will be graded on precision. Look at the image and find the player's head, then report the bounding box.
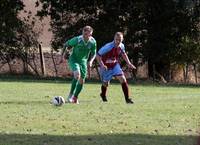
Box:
[114,32,124,46]
[82,26,93,40]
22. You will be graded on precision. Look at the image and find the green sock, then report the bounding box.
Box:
[74,82,83,98]
[69,78,78,96]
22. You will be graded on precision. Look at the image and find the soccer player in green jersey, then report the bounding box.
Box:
[60,26,97,104]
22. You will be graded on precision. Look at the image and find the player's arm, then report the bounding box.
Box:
[60,37,78,63]
[60,43,68,60]
[96,54,107,69]
[87,41,97,79]
[88,42,97,67]
[59,45,66,63]
[121,52,136,70]
[96,43,112,70]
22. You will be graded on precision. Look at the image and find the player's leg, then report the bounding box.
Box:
[99,67,112,102]
[113,64,133,104]
[73,77,85,100]
[115,75,133,104]
[69,70,80,95]
[100,81,109,102]
[69,77,84,104]
[67,59,81,101]
[72,62,87,103]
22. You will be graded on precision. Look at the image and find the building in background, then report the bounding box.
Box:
[21,0,52,51]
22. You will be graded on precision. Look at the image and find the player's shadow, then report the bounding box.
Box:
[0,133,199,145]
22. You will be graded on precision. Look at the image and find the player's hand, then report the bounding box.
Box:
[87,62,92,79]
[101,64,108,70]
[128,63,136,70]
[88,61,93,68]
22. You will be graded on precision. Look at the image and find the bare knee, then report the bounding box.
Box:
[79,78,85,84]
[102,82,109,87]
[74,71,80,80]
[116,75,126,83]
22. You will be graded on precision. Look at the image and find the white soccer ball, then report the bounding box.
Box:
[52,96,65,106]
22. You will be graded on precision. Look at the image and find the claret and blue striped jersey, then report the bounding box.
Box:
[98,41,125,69]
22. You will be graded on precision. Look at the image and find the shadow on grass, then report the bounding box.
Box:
[0,100,49,105]
[0,133,199,145]
[0,74,72,84]
[0,74,200,88]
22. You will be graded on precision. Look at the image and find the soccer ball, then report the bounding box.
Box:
[52,96,65,106]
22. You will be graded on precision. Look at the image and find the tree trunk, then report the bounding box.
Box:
[183,65,186,83]
[23,61,28,74]
[153,64,156,82]
[23,53,28,74]
[51,49,58,77]
[183,64,189,83]
[193,63,198,84]
[27,61,40,76]
[7,61,12,73]
[32,52,38,73]
[155,71,167,83]
[185,64,189,83]
[169,64,172,81]
[39,44,46,76]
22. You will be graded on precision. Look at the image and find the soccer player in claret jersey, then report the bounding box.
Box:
[96,32,136,104]
[60,26,97,104]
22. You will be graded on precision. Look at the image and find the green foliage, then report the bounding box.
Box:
[36,0,147,56]
[36,0,200,66]
[169,0,200,65]
[173,36,200,64]
[0,0,40,71]
[0,0,24,61]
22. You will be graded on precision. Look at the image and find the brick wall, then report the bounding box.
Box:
[0,53,71,77]
[0,52,199,83]
[0,52,148,79]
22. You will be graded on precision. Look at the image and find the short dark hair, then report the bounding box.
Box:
[83,26,93,33]
[115,32,123,37]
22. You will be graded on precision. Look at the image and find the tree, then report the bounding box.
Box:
[0,0,40,74]
[36,0,200,81]
[0,0,24,71]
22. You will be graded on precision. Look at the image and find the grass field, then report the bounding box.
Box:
[0,76,200,145]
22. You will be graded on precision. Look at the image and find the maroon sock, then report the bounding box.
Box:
[197,136,200,145]
[101,85,107,97]
[121,82,129,100]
